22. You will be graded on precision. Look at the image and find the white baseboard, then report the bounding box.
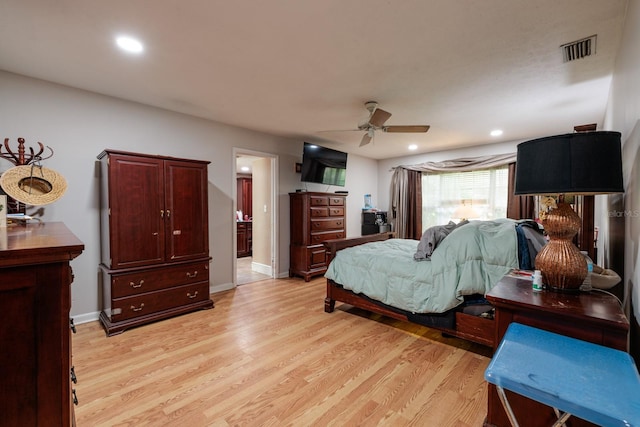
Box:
[251,261,272,276]
[210,282,234,294]
[72,311,100,325]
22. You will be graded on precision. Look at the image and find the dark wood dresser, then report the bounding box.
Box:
[0,222,84,426]
[485,275,629,427]
[97,150,213,336]
[289,192,346,281]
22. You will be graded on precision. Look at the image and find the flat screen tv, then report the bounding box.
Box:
[300,142,348,187]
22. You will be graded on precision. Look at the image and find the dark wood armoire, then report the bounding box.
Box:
[97,149,213,336]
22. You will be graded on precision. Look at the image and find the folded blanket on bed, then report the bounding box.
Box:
[325,219,519,314]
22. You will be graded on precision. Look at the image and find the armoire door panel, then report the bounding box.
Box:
[109,155,165,268]
[164,160,209,261]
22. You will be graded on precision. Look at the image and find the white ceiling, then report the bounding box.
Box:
[0,1,628,160]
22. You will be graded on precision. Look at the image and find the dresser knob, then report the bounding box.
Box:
[186,271,198,278]
[187,291,199,299]
[72,389,78,405]
[70,366,77,384]
[69,318,76,334]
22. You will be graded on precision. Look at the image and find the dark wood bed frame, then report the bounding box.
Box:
[323,232,495,348]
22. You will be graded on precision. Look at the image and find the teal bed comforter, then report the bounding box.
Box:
[324,219,519,313]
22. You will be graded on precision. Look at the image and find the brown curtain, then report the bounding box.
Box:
[390,168,422,239]
[406,169,422,240]
[506,163,535,220]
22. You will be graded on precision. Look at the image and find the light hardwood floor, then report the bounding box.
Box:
[237,256,271,285]
[73,276,491,426]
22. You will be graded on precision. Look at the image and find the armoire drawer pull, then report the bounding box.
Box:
[70,366,77,384]
[129,279,144,288]
[69,318,76,334]
[187,291,198,299]
[131,303,145,312]
[186,271,198,278]
[72,389,78,405]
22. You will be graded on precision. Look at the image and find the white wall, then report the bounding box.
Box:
[0,71,375,321]
[604,0,640,327]
[296,153,378,238]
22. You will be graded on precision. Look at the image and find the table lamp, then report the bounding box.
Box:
[514,131,624,291]
[452,200,479,221]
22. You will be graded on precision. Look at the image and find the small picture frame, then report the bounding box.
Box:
[0,195,6,228]
[295,162,302,173]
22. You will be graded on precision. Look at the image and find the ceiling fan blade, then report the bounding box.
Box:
[359,133,373,147]
[368,108,392,128]
[383,125,430,133]
[317,129,361,133]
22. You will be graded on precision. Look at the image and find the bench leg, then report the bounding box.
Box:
[552,409,571,427]
[497,386,573,427]
[496,386,520,427]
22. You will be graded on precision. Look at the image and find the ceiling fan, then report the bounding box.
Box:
[356,101,430,147]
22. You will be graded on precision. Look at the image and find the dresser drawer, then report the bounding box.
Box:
[311,218,345,231]
[111,261,208,298]
[308,245,327,269]
[328,206,344,216]
[310,230,345,244]
[310,207,329,217]
[329,197,344,206]
[310,196,329,206]
[110,281,209,322]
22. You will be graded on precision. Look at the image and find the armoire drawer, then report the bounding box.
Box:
[109,281,209,322]
[110,261,208,298]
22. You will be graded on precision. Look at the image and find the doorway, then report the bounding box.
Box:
[234,150,278,285]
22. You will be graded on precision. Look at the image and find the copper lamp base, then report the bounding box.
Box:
[535,202,587,292]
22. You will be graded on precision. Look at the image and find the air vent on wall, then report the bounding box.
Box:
[561,35,597,62]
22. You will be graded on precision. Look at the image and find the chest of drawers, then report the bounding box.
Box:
[289,192,346,281]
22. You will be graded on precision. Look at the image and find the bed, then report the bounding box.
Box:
[324,219,543,348]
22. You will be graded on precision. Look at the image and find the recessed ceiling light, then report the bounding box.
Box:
[490,129,503,137]
[408,144,418,151]
[116,36,144,54]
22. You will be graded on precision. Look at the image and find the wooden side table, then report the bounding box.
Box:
[484,274,629,427]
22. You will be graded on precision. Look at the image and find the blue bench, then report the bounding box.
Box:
[484,322,640,427]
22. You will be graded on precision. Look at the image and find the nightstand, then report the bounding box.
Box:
[484,274,629,427]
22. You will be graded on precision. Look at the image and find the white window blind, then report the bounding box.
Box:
[421,167,508,231]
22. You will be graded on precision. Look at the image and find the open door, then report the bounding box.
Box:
[234,151,277,285]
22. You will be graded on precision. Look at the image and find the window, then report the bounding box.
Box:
[421,167,509,231]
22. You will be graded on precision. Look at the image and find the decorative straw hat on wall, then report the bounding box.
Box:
[0,165,67,206]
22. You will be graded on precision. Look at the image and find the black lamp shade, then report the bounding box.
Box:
[515,131,624,195]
